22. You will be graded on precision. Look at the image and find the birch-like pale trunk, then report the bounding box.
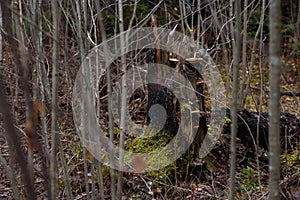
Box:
[226,0,236,99]
[239,0,248,108]
[95,0,117,199]
[73,1,91,199]
[117,0,127,198]
[29,0,53,196]
[255,0,266,191]
[294,0,300,54]
[229,0,241,199]
[196,0,202,49]
[94,1,106,199]
[268,0,282,199]
[243,0,266,108]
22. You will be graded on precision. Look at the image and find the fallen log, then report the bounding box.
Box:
[224,109,300,153]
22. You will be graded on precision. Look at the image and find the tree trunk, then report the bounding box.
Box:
[268,0,282,199]
[229,0,241,198]
[50,0,60,198]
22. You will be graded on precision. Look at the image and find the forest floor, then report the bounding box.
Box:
[0,37,299,200]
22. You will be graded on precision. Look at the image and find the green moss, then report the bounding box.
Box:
[236,166,260,194]
[124,129,191,187]
[225,116,231,125]
[126,130,173,153]
[281,151,300,172]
